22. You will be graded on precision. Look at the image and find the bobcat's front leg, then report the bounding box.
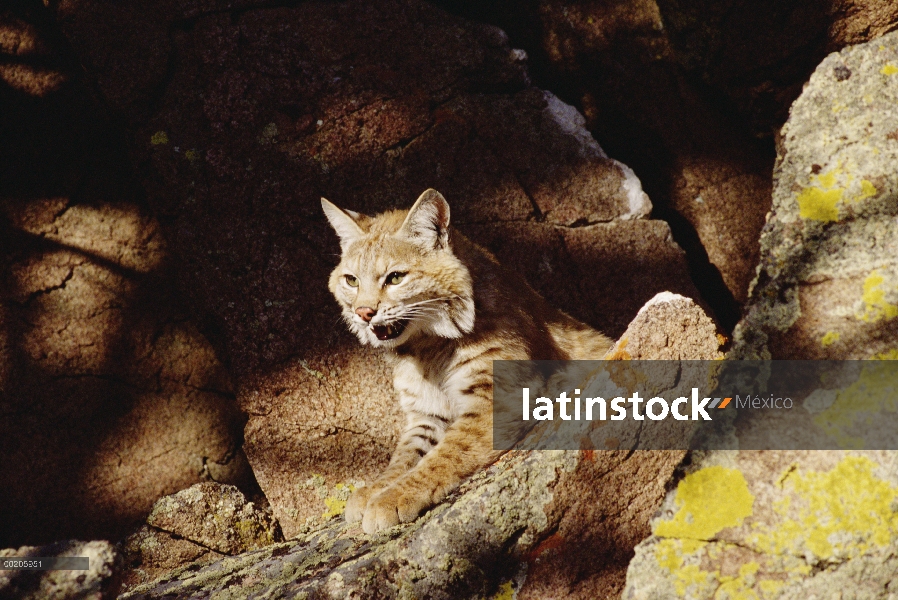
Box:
[362,393,499,533]
[345,411,448,523]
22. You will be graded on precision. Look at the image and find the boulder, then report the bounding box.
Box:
[605,292,725,360]
[656,0,898,132]
[733,30,898,360]
[434,0,776,325]
[624,32,898,599]
[624,451,898,599]
[45,0,705,539]
[119,482,282,592]
[121,293,723,599]
[0,3,252,546]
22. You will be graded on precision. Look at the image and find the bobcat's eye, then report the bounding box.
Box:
[345,275,359,287]
[386,272,406,285]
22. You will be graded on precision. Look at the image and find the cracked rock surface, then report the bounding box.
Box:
[733,29,898,360]
[0,3,253,547]
[121,292,723,599]
[118,482,283,593]
[46,0,704,540]
[623,31,898,600]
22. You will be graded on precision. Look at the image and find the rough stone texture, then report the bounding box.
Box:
[119,526,227,595]
[146,483,281,555]
[0,2,253,546]
[0,540,119,599]
[122,294,722,599]
[435,0,778,327]
[656,0,898,133]
[606,292,725,360]
[120,445,681,600]
[624,451,898,599]
[45,0,704,541]
[119,483,282,593]
[467,221,701,338]
[621,33,898,599]
[733,30,898,360]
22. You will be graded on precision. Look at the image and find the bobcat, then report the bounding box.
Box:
[322,189,612,533]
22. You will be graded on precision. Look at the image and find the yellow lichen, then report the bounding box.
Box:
[758,579,785,598]
[184,149,200,161]
[847,179,878,203]
[150,131,169,145]
[490,580,515,600]
[716,562,761,600]
[321,482,355,519]
[675,564,715,596]
[797,167,877,221]
[820,331,840,347]
[858,270,898,323]
[655,466,755,540]
[750,456,898,560]
[797,184,842,222]
[882,63,898,75]
[873,349,898,360]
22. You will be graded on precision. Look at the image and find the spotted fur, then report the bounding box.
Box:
[322,189,612,533]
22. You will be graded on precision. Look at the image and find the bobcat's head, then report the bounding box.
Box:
[322,189,475,348]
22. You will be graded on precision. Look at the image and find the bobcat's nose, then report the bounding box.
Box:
[356,307,377,322]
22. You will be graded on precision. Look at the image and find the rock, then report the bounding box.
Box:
[121,294,722,599]
[623,451,898,599]
[655,0,898,133]
[119,526,226,594]
[466,221,703,339]
[0,540,119,599]
[118,483,282,592]
[145,483,281,555]
[621,33,898,599]
[435,0,775,326]
[733,30,898,360]
[45,0,704,540]
[122,449,682,600]
[605,292,725,360]
[0,2,253,547]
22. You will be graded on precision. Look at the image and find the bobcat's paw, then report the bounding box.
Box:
[345,485,376,523]
[361,486,429,534]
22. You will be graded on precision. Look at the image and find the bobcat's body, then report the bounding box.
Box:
[323,190,612,533]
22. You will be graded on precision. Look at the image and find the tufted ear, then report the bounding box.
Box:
[399,189,450,250]
[321,198,365,252]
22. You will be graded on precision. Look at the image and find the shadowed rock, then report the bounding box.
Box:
[121,294,722,599]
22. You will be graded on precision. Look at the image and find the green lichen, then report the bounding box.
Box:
[489,580,515,600]
[322,483,356,519]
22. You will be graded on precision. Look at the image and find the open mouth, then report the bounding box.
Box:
[371,320,408,341]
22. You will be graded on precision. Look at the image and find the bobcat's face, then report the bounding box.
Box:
[323,190,475,349]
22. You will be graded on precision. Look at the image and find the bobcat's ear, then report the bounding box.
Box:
[322,198,365,252]
[400,189,450,250]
